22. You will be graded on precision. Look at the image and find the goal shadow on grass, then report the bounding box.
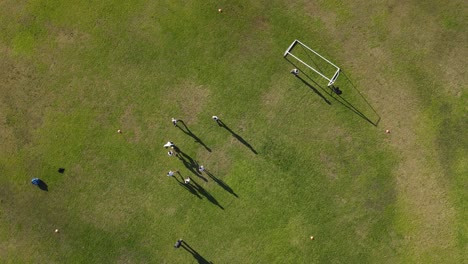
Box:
[285,57,381,126]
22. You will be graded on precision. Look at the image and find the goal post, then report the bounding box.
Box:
[284,39,340,87]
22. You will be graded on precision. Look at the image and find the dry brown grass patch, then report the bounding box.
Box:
[120,105,142,143]
[252,16,270,31]
[302,1,460,260]
[0,51,55,149]
[373,74,457,260]
[319,152,338,181]
[54,28,90,47]
[197,148,233,178]
[260,77,289,122]
[167,80,210,123]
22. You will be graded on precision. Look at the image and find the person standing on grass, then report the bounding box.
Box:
[164,141,175,148]
[212,115,222,126]
[172,118,178,126]
[168,150,174,157]
[31,178,41,186]
[167,170,176,177]
[174,239,183,248]
[198,165,205,173]
[290,68,299,76]
[184,177,191,184]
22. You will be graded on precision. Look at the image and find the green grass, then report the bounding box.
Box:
[0,0,466,263]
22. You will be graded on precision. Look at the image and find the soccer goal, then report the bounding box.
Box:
[284,39,340,87]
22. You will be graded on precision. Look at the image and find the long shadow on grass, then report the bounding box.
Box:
[33,179,48,191]
[339,71,381,125]
[175,147,208,182]
[190,178,224,210]
[296,75,331,105]
[217,120,258,154]
[181,241,213,264]
[174,172,202,199]
[205,170,238,198]
[177,121,211,152]
[285,57,380,126]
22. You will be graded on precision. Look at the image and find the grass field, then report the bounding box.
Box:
[0,0,466,263]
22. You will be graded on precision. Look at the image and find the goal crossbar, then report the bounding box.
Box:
[284,39,340,86]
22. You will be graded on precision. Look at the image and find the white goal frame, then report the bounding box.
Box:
[284,39,340,87]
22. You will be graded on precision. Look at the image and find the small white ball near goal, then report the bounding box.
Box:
[218,8,223,13]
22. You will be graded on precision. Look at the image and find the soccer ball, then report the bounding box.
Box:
[218,8,222,13]
[55,229,59,233]
[117,129,122,133]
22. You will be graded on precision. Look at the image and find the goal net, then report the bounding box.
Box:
[284,40,340,87]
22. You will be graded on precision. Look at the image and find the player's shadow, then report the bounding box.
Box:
[32,179,49,191]
[177,121,212,152]
[296,75,331,105]
[174,172,202,199]
[285,57,380,126]
[175,147,208,182]
[191,178,224,210]
[205,170,238,198]
[217,120,258,154]
[181,241,213,264]
[38,180,48,191]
